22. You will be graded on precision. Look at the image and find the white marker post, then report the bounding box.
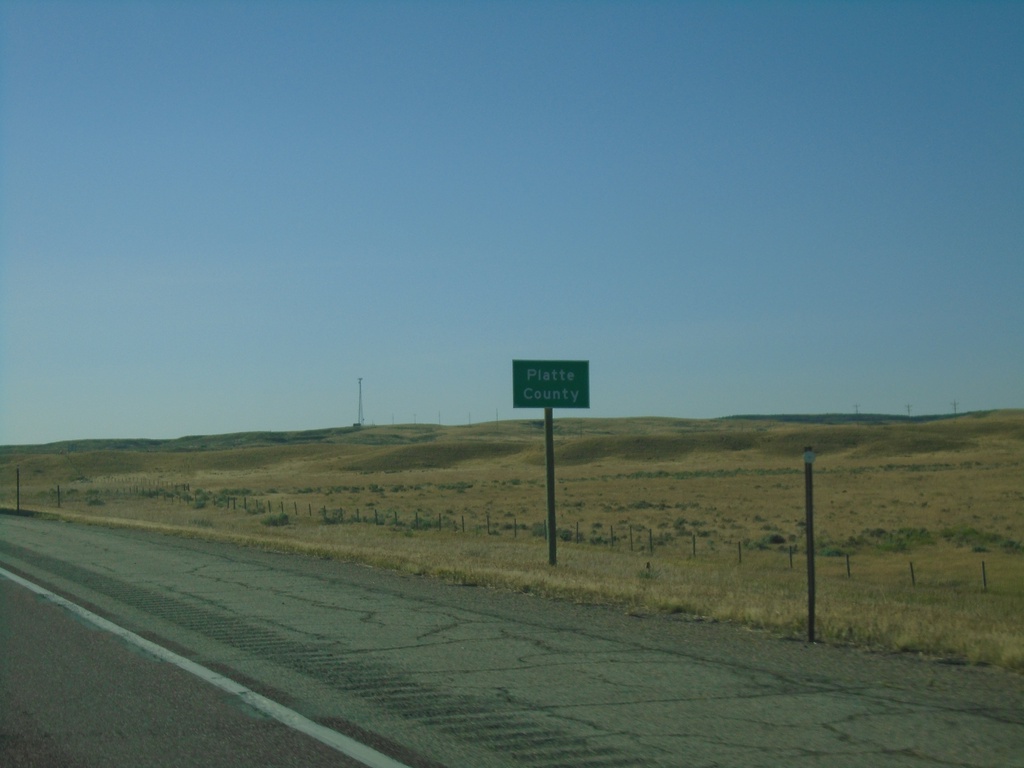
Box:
[513,360,590,566]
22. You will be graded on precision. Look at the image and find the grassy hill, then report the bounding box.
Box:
[2,410,1023,670]
[1,409,1014,458]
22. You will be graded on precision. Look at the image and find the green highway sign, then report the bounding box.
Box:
[512,360,590,409]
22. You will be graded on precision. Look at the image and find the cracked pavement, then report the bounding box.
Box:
[2,516,1022,767]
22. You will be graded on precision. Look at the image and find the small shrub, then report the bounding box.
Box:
[877,538,908,553]
[874,527,933,552]
[262,512,290,527]
[749,533,786,550]
[941,525,1011,551]
[438,482,473,492]
[320,508,344,525]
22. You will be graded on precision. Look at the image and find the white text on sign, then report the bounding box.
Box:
[524,367,580,404]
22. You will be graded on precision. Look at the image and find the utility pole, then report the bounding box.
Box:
[357,378,364,426]
[952,399,959,416]
[906,404,912,418]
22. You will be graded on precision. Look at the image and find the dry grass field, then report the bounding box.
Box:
[3,411,1023,670]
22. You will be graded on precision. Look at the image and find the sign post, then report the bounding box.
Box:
[513,360,590,565]
[803,447,816,643]
[544,407,556,565]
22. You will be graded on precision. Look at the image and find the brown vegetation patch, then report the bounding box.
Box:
[340,441,526,471]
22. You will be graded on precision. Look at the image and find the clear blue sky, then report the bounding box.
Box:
[2,1,1022,445]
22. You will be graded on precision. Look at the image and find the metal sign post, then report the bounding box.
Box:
[544,407,557,565]
[804,447,816,643]
[513,360,590,566]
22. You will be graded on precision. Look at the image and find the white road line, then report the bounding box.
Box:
[0,565,413,768]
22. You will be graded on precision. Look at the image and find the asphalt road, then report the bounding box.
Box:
[0,575,372,768]
[1,515,1022,767]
